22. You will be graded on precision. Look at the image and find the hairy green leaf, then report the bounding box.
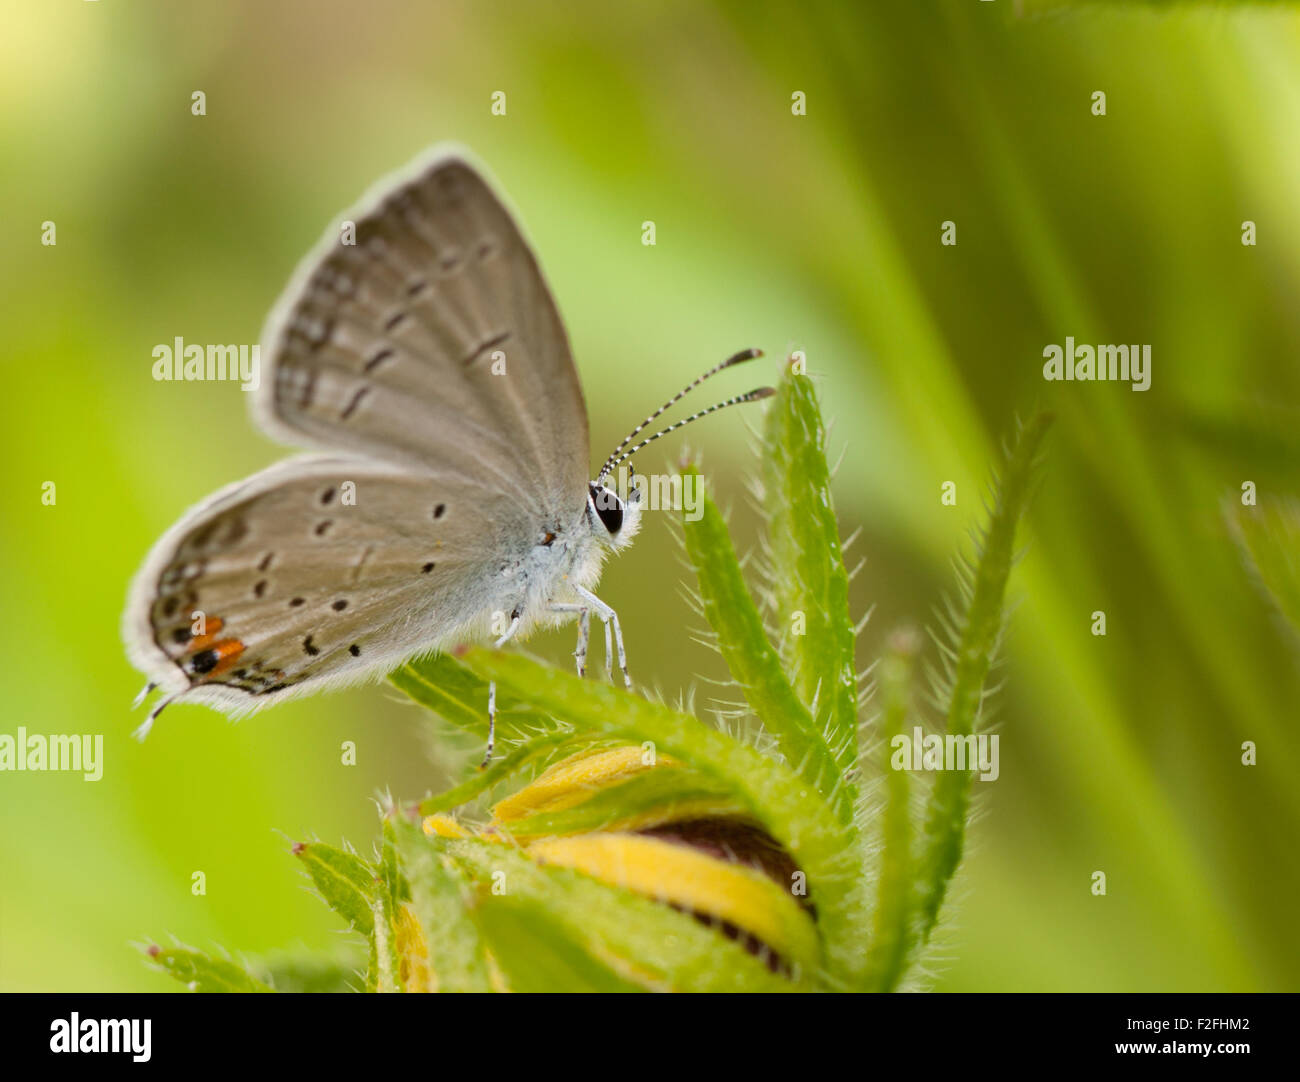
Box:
[762,366,859,778]
[419,730,576,816]
[372,818,408,992]
[293,841,378,937]
[915,411,1053,939]
[391,651,562,749]
[393,820,494,992]
[681,466,852,823]
[471,901,646,992]
[367,895,398,993]
[863,629,921,992]
[256,950,364,993]
[146,946,273,993]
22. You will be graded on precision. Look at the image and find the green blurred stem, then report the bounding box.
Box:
[915,411,1053,940]
[863,629,920,992]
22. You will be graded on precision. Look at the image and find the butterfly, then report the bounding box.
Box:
[124,147,772,762]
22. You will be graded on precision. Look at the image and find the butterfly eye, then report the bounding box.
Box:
[589,483,624,536]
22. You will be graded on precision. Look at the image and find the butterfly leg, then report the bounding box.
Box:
[573,585,632,690]
[548,603,590,677]
[483,609,523,768]
[601,618,614,684]
[579,609,592,678]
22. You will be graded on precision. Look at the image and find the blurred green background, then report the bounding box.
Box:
[3,0,1298,992]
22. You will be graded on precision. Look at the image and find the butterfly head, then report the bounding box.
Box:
[587,476,643,551]
[587,348,774,554]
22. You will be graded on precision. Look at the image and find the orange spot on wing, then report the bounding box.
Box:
[207,638,245,677]
[188,616,225,653]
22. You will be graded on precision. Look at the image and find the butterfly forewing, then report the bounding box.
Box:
[256,154,590,517]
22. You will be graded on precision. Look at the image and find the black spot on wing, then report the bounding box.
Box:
[340,387,370,421]
[191,649,218,674]
[462,331,510,367]
[298,367,318,408]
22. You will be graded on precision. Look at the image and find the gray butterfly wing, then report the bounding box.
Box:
[124,454,536,713]
[254,149,590,519]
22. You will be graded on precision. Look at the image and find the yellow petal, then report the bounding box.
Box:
[395,903,431,992]
[506,794,745,840]
[528,833,820,970]
[422,814,468,838]
[493,744,672,821]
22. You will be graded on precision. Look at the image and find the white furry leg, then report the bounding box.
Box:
[548,602,591,677]
[573,585,632,691]
[484,610,522,767]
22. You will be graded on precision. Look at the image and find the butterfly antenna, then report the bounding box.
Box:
[596,348,763,483]
[600,385,776,477]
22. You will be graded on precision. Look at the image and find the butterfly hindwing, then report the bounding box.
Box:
[124,454,534,714]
